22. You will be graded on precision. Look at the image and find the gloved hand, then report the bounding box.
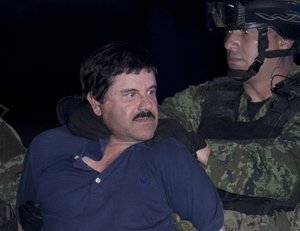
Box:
[19,200,42,231]
[56,96,110,140]
[146,118,207,153]
[56,95,84,125]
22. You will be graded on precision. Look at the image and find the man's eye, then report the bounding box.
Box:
[242,29,249,34]
[226,30,233,35]
[128,92,136,97]
[148,89,156,95]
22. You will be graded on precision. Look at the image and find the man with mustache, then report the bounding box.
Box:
[16,41,224,231]
[49,0,300,230]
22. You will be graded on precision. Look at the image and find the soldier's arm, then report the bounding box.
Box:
[159,83,208,132]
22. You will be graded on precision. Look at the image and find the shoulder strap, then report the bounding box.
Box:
[198,74,300,139]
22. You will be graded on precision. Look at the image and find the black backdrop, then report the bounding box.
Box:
[3,0,227,146]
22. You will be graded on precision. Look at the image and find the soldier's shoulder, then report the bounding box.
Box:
[0,118,26,163]
[0,105,26,214]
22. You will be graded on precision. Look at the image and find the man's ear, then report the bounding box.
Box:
[87,92,102,116]
[279,38,294,49]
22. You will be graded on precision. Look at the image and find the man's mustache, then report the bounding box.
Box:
[133,111,155,120]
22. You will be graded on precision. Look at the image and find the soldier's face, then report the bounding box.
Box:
[224,27,283,73]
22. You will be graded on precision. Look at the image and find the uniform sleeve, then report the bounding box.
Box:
[0,154,24,209]
[206,111,300,200]
[0,119,26,209]
[159,84,208,132]
[160,140,224,231]
[16,144,38,220]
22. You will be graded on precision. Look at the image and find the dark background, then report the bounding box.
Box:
[2,0,227,147]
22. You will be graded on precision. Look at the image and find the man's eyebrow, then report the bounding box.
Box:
[148,84,157,90]
[120,88,138,93]
[120,85,157,93]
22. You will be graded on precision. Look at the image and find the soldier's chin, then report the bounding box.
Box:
[227,68,250,82]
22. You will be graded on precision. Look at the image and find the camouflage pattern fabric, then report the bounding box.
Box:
[0,154,24,208]
[173,206,300,231]
[224,204,300,231]
[159,64,300,200]
[206,93,300,201]
[0,118,25,207]
[287,203,300,231]
[159,64,300,230]
[0,199,18,231]
[172,213,198,231]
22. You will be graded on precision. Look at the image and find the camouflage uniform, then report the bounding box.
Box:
[0,105,25,229]
[224,204,300,231]
[159,64,300,230]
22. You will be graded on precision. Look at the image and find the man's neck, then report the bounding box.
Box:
[82,138,139,173]
[100,138,143,170]
[106,137,139,151]
[243,57,293,102]
[243,79,273,102]
[104,136,142,160]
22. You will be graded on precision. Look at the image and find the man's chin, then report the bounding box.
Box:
[135,130,156,142]
[227,68,252,82]
[142,132,156,141]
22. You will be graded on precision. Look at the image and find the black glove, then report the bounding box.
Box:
[56,96,110,140]
[56,95,84,125]
[146,118,207,153]
[19,201,42,231]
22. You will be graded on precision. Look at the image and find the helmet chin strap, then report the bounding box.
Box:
[227,27,297,82]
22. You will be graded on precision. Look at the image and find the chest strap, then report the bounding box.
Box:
[198,74,300,139]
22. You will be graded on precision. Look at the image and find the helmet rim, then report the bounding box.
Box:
[207,0,300,40]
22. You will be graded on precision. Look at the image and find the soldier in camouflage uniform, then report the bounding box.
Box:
[158,0,300,230]
[0,104,25,230]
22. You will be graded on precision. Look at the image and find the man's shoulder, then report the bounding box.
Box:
[30,125,84,145]
[146,138,193,161]
[153,137,187,149]
[28,126,94,156]
[0,119,26,163]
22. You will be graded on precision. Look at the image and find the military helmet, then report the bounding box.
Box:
[207,0,300,81]
[207,0,300,40]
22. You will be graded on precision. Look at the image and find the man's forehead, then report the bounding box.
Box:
[114,71,156,84]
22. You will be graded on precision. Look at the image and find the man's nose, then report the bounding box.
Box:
[224,31,240,51]
[139,95,153,111]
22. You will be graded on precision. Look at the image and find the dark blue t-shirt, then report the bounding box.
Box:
[17,126,223,231]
